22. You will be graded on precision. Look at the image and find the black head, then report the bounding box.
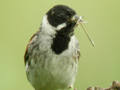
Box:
[47,5,76,27]
[47,5,78,54]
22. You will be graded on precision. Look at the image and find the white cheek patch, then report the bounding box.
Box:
[42,15,66,34]
[56,23,66,30]
[42,15,56,35]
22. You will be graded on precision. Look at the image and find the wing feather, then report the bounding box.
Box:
[24,30,40,65]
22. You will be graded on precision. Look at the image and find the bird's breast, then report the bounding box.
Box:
[26,35,80,90]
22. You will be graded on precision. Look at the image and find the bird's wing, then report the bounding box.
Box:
[74,47,80,62]
[74,37,80,62]
[24,30,40,65]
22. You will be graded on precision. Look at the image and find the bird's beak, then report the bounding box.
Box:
[71,15,95,47]
[71,15,86,24]
[71,15,80,22]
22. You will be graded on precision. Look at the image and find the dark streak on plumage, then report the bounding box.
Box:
[51,22,76,54]
[24,31,40,65]
[47,5,77,54]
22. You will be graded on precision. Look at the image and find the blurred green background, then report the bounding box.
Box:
[0,0,120,90]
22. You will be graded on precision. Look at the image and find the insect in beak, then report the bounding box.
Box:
[72,15,95,47]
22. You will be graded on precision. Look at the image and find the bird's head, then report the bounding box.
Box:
[41,5,80,36]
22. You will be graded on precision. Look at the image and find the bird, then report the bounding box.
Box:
[24,5,81,90]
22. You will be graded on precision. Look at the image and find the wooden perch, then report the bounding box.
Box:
[87,81,120,90]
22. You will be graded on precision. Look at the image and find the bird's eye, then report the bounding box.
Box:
[59,13,67,17]
[57,13,68,20]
